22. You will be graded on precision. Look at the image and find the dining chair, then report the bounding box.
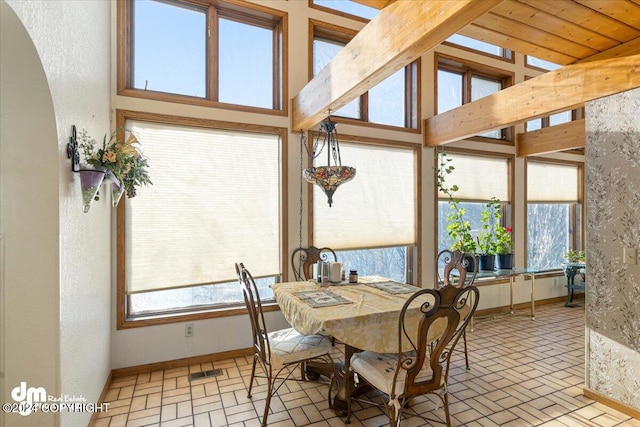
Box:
[436,249,477,370]
[290,246,340,346]
[291,245,337,281]
[235,262,334,427]
[346,283,480,426]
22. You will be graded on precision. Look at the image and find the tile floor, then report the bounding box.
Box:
[93,302,640,426]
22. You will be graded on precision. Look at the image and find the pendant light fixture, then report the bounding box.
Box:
[301,113,356,207]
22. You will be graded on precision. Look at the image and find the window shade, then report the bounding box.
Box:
[438,153,509,201]
[125,120,280,293]
[313,143,415,250]
[528,162,579,202]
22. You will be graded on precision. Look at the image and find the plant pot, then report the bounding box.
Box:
[79,168,106,213]
[497,253,514,269]
[478,254,496,271]
[112,183,125,208]
[463,255,476,273]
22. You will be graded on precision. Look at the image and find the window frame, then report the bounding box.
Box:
[115,109,288,329]
[307,132,422,286]
[525,158,584,271]
[117,0,288,116]
[309,19,421,132]
[435,54,514,144]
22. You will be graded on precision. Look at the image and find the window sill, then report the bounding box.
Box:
[117,301,281,330]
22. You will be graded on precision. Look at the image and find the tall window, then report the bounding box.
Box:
[444,34,513,61]
[312,22,419,129]
[437,57,512,141]
[527,161,582,270]
[311,140,419,284]
[117,113,284,326]
[527,110,575,132]
[525,56,561,71]
[437,152,511,253]
[310,0,379,21]
[120,0,286,111]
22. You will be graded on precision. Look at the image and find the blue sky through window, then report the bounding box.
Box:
[134,0,206,97]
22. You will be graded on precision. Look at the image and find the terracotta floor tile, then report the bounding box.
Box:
[91,303,639,427]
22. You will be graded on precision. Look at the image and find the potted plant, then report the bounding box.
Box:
[564,249,586,264]
[495,225,513,269]
[477,197,501,270]
[79,127,152,209]
[437,152,477,271]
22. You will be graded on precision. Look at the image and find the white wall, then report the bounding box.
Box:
[2,1,112,426]
[1,3,59,425]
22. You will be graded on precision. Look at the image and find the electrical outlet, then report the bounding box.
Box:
[185,323,194,337]
[623,247,637,265]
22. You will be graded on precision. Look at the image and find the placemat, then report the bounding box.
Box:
[364,281,418,294]
[294,290,353,308]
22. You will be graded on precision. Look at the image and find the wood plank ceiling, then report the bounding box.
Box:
[355,0,640,65]
[300,0,640,155]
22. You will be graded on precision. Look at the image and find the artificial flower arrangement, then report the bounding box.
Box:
[77,128,151,211]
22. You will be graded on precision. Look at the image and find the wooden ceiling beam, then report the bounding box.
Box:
[291,0,502,131]
[517,119,585,157]
[424,54,640,146]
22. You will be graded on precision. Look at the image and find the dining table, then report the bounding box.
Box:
[271,275,457,413]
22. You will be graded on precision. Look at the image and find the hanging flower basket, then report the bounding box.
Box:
[79,168,106,213]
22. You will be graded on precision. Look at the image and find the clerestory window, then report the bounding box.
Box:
[311,21,419,130]
[118,0,286,113]
[436,55,513,142]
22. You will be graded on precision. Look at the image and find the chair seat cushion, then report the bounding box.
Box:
[268,328,331,368]
[351,351,439,397]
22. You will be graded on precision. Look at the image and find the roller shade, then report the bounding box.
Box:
[438,153,509,201]
[528,162,579,202]
[125,120,281,293]
[313,142,416,250]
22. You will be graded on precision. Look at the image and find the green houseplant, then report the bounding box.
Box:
[565,249,585,263]
[477,197,501,270]
[437,152,477,268]
[495,224,513,269]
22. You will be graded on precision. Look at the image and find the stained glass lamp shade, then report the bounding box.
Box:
[303,117,356,207]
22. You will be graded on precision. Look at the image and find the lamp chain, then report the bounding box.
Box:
[299,131,305,274]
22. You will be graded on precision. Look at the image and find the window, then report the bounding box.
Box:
[310,0,379,21]
[437,152,511,253]
[437,56,512,141]
[117,112,285,326]
[311,139,419,284]
[120,0,286,112]
[527,161,582,270]
[525,56,561,71]
[444,34,513,61]
[526,110,575,132]
[312,21,419,129]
